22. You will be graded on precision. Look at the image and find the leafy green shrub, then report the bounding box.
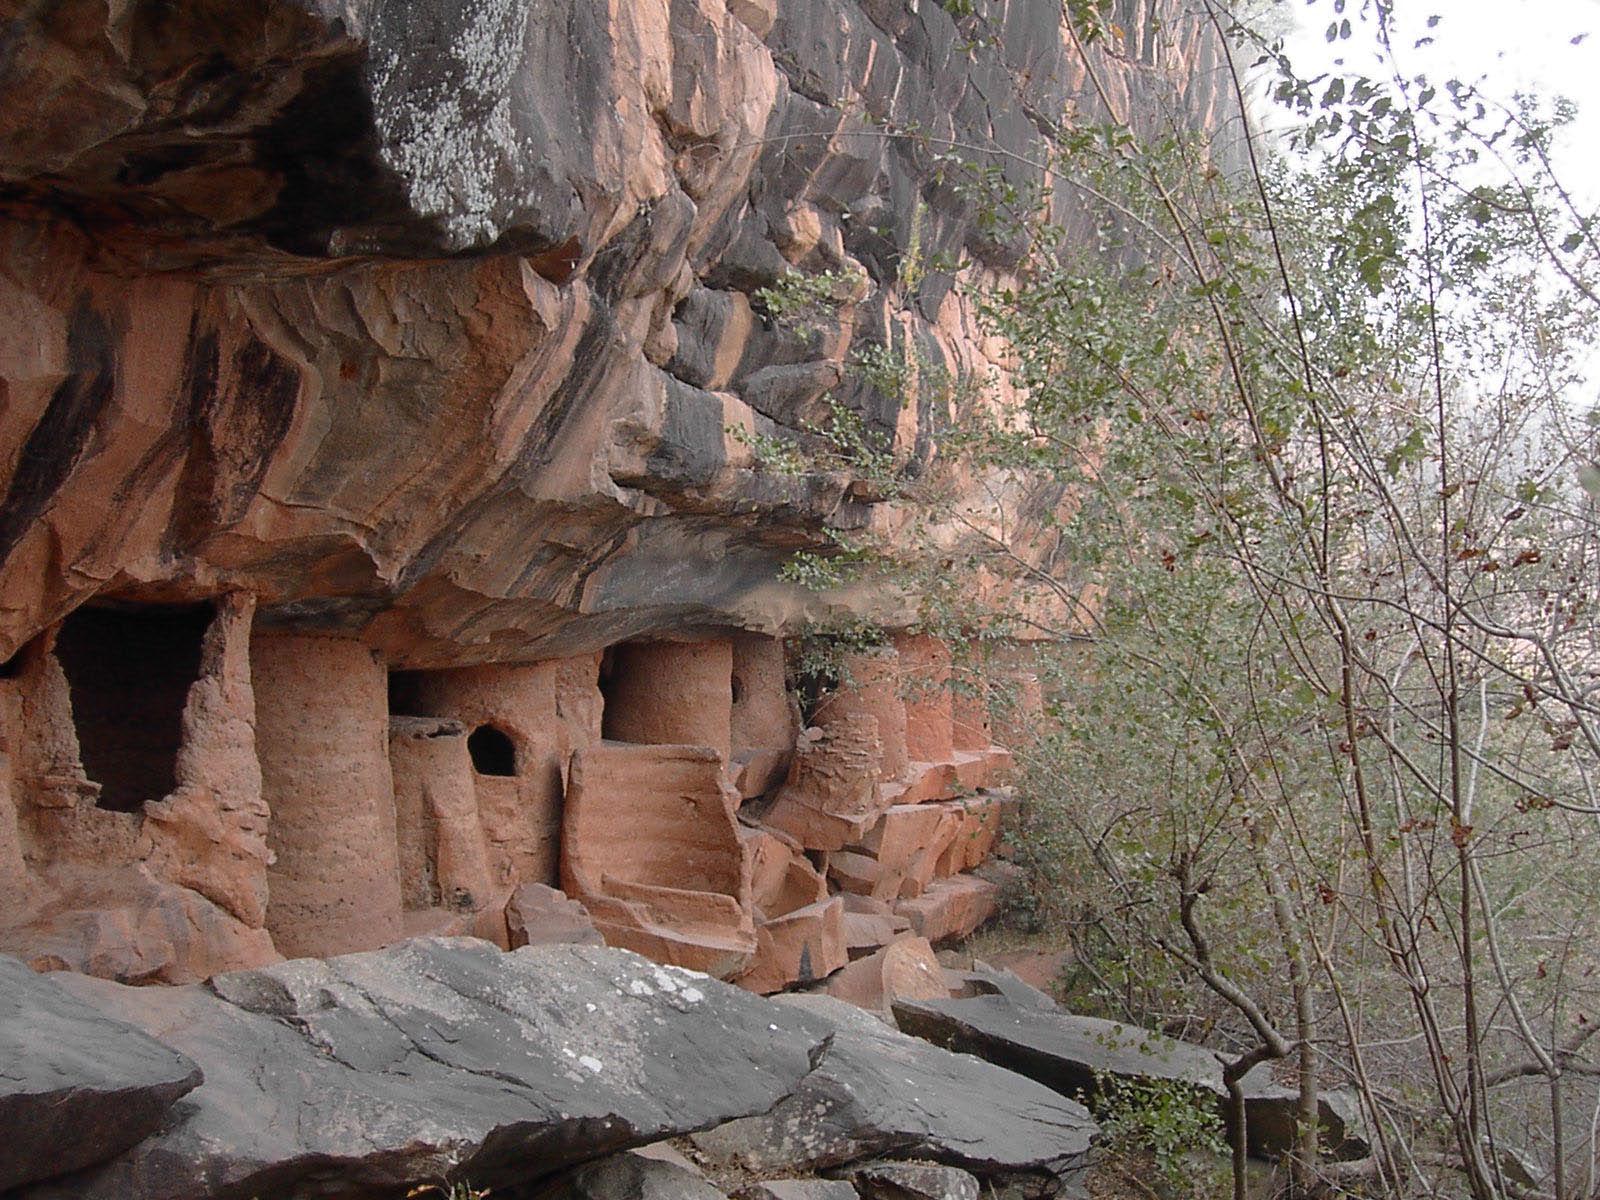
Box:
[1097,1076,1228,1198]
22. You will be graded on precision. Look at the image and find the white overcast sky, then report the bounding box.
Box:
[1278,0,1600,207]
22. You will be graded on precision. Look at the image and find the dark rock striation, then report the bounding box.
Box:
[0,0,1231,665]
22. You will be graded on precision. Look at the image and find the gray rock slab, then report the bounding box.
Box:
[845,1161,980,1200]
[1239,1076,1370,1161]
[17,938,822,1200]
[737,1181,861,1200]
[891,994,1226,1107]
[692,993,1096,1189]
[0,955,203,1191]
[895,994,1368,1162]
[950,961,1060,1011]
[547,1152,730,1200]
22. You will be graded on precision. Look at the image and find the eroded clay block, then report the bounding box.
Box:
[506,883,604,948]
[840,891,894,916]
[730,633,797,760]
[562,742,754,977]
[604,641,733,761]
[388,717,497,912]
[761,716,884,851]
[855,803,955,900]
[823,935,952,1015]
[931,796,1003,878]
[895,875,1000,944]
[894,634,953,764]
[827,850,883,896]
[734,896,847,994]
[953,746,1012,791]
[885,760,961,806]
[843,910,904,960]
[732,749,789,801]
[813,649,907,782]
[742,827,827,918]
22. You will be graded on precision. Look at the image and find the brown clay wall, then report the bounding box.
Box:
[730,633,795,756]
[895,635,953,764]
[254,630,403,958]
[390,655,602,888]
[388,717,498,912]
[602,640,734,761]
[815,649,909,782]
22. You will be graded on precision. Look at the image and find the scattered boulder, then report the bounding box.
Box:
[506,883,606,948]
[824,936,953,1016]
[737,897,848,995]
[691,992,1097,1189]
[0,956,203,1191]
[891,994,1226,1109]
[16,939,823,1200]
[894,876,999,944]
[1240,1075,1370,1161]
[894,994,1369,1162]
[736,829,848,994]
[547,1151,730,1200]
[946,961,1061,1011]
[736,1182,858,1200]
[844,1161,980,1200]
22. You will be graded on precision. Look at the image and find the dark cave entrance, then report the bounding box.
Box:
[467,724,518,777]
[55,602,213,813]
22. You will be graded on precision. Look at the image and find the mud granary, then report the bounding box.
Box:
[0,0,1229,992]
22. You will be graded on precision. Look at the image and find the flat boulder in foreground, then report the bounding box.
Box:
[892,994,1226,1106]
[893,994,1369,1162]
[0,956,203,1191]
[18,939,820,1200]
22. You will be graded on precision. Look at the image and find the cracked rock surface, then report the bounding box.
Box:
[17,939,821,1200]
[692,993,1096,1189]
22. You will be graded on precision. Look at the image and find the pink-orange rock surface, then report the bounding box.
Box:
[0,0,1228,990]
[563,741,756,976]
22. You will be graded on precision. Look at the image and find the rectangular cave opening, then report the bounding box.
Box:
[386,669,429,719]
[54,601,214,813]
[598,639,733,759]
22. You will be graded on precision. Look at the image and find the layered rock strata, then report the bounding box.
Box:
[0,0,1228,988]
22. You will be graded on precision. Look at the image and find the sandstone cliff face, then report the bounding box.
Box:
[0,0,1227,982]
[0,0,1226,661]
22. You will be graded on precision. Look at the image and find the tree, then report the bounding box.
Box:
[755,1,1600,1195]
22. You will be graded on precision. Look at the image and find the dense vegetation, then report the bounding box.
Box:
[760,1,1600,1195]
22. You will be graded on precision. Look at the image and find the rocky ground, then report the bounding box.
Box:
[1,934,1367,1199]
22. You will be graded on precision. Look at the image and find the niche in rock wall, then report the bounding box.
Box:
[729,633,798,801]
[599,639,733,761]
[387,659,603,892]
[467,725,517,777]
[54,603,213,813]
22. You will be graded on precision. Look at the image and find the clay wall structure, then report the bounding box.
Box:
[0,0,1230,992]
[254,631,405,960]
